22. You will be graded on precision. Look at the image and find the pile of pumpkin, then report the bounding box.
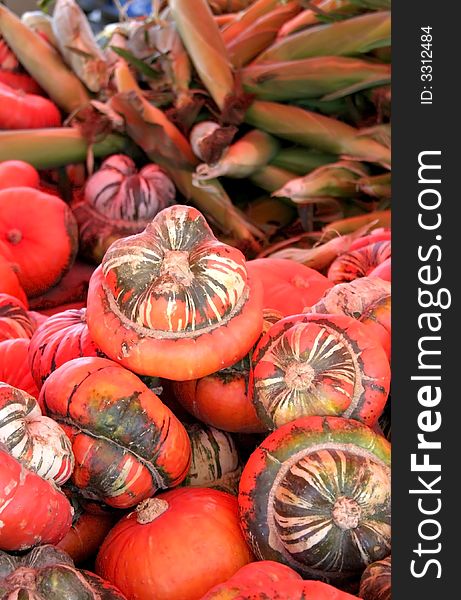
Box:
[0,149,391,599]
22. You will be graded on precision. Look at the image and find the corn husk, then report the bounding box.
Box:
[254,11,391,63]
[52,0,110,93]
[323,209,391,234]
[0,129,128,169]
[0,4,90,113]
[242,56,390,101]
[221,0,285,44]
[245,101,391,167]
[215,13,238,27]
[273,160,368,203]
[227,1,301,68]
[169,0,234,111]
[358,172,391,199]
[21,11,58,48]
[266,224,373,269]
[114,59,196,164]
[271,147,337,175]
[209,0,253,13]
[278,1,359,38]
[194,130,279,181]
[250,165,299,193]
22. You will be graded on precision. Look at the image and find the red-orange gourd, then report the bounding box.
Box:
[0,81,61,129]
[96,487,254,600]
[0,160,40,190]
[0,187,79,297]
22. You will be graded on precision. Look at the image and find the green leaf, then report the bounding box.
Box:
[110,46,162,80]
[65,46,96,60]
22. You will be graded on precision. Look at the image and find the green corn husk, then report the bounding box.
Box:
[21,10,58,48]
[250,165,299,193]
[227,1,301,68]
[278,1,360,38]
[358,172,391,199]
[349,0,391,8]
[271,147,337,175]
[169,0,234,111]
[0,129,129,169]
[52,0,110,93]
[194,130,280,181]
[245,101,391,167]
[109,91,263,250]
[254,11,391,63]
[242,56,390,101]
[221,0,285,44]
[0,4,90,113]
[273,160,369,203]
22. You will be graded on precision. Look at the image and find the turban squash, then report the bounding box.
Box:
[250,313,390,430]
[0,293,36,341]
[28,307,103,390]
[38,356,191,508]
[0,545,126,599]
[86,204,263,380]
[0,338,39,397]
[0,445,72,551]
[238,416,391,585]
[71,154,176,263]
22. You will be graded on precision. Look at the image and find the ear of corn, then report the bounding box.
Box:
[271,147,337,175]
[253,11,391,63]
[226,1,301,68]
[168,0,234,111]
[0,129,128,169]
[273,160,369,203]
[194,129,280,181]
[221,0,284,44]
[242,56,390,101]
[250,165,298,193]
[21,10,58,48]
[358,172,391,199]
[323,209,391,234]
[245,100,391,167]
[114,59,196,164]
[52,0,110,93]
[277,1,360,38]
[0,3,90,113]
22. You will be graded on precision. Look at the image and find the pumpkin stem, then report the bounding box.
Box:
[331,496,361,530]
[136,498,169,524]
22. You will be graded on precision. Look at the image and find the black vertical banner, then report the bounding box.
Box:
[393,2,459,598]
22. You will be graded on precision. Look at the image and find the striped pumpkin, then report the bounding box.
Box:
[238,416,391,585]
[359,556,391,600]
[307,278,391,360]
[328,240,391,284]
[38,356,191,509]
[71,154,176,263]
[86,205,264,381]
[0,383,74,485]
[182,423,242,495]
[28,307,103,389]
[0,448,73,551]
[0,338,40,398]
[250,313,390,429]
[0,293,36,341]
[0,545,127,599]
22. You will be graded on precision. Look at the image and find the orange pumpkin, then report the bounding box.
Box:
[0,187,78,297]
[0,160,40,190]
[96,487,254,600]
[0,293,36,342]
[0,338,39,397]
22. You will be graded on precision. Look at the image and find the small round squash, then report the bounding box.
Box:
[0,187,78,297]
[96,487,254,600]
[359,555,391,600]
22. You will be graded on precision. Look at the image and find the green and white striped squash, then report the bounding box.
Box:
[238,416,391,585]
